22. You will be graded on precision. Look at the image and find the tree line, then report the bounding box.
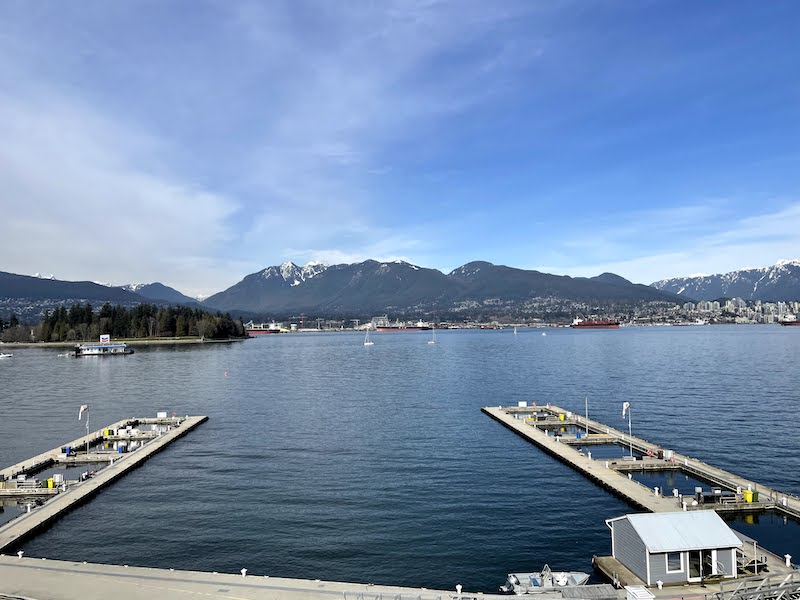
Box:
[0,303,245,343]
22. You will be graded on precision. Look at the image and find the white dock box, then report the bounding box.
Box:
[626,586,655,600]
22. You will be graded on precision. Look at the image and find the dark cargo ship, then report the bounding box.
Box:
[570,318,620,329]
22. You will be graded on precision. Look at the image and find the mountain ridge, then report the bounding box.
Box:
[203,259,682,318]
[120,282,197,304]
[651,259,800,301]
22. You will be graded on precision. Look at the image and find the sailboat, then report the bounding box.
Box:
[364,329,374,346]
[514,326,518,335]
[428,325,437,344]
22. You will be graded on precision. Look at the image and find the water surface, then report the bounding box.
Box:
[1,326,798,590]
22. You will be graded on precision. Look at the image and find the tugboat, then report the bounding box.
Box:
[500,564,590,595]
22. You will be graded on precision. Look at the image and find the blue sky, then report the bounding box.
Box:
[1,1,799,296]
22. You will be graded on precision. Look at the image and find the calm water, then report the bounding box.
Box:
[0,326,798,591]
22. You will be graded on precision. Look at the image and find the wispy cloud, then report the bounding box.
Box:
[539,202,800,283]
[1,1,798,294]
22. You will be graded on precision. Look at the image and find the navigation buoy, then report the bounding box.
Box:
[224,371,228,377]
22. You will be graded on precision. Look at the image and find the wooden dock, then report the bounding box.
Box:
[482,406,680,512]
[0,415,207,552]
[483,405,800,517]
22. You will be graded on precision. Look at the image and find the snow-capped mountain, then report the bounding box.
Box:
[651,259,800,301]
[119,282,197,304]
[203,259,681,315]
[260,261,329,287]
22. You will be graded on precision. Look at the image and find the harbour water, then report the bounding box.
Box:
[0,326,798,591]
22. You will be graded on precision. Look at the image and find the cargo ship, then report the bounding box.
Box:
[375,319,431,332]
[570,318,620,329]
[778,315,799,326]
[244,321,284,335]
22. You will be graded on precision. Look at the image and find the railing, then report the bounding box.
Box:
[343,594,515,600]
[713,572,800,600]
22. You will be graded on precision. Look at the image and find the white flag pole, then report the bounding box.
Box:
[79,405,90,455]
[628,405,633,457]
[585,396,589,435]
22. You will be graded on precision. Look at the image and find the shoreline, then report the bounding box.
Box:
[0,337,247,348]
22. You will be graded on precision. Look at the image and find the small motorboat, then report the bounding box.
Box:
[500,564,590,595]
[0,352,13,359]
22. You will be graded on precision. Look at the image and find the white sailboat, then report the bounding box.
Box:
[514,326,518,335]
[364,329,374,346]
[428,325,437,344]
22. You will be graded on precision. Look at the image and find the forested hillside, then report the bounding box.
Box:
[0,303,244,342]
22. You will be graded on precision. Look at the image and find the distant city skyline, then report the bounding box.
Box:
[2,1,799,297]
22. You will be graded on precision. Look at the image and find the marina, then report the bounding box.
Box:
[0,414,207,552]
[482,405,799,583]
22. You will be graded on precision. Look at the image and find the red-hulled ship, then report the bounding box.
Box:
[244,321,284,335]
[778,315,799,326]
[570,318,620,329]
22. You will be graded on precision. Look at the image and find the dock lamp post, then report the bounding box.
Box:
[622,402,633,457]
[79,404,89,455]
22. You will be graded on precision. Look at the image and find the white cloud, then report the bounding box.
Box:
[0,90,244,297]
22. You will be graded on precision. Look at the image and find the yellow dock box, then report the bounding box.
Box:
[743,489,753,503]
[559,413,565,421]
[47,478,54,489]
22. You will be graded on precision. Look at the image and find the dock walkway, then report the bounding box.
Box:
[0,416,207,553]
[482,407,679,512]
[485,406,800,518]
[0,555,527,600]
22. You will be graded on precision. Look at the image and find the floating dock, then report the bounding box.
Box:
[0,415,207,552]
[482,405,798,579]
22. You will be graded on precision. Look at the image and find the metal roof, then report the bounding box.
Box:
[615,511,743,553]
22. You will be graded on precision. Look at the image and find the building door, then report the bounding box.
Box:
[688,550,716,581]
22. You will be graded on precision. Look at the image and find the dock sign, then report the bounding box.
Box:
[100,334,110,344]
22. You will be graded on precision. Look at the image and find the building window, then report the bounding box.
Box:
[666,552,683,573]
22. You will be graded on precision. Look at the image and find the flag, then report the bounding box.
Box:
[79,404,88,420]
[622,401,630,418]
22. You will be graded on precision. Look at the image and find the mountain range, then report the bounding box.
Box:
[5,257,800,323]
[0,272,199,321]
[650,259,800,301]
[201,259,680,318]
